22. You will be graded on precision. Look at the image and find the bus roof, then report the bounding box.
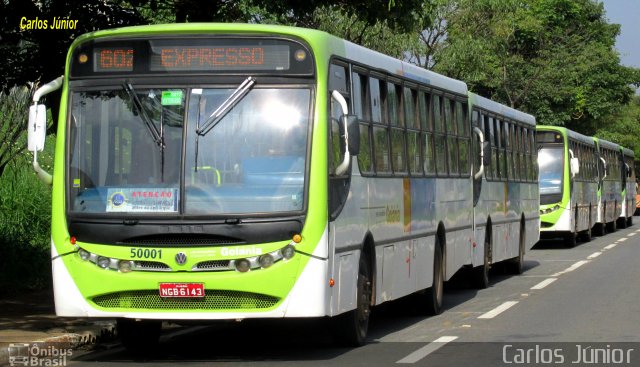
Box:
[468,93,536,126]
[593,137,620,152]
[622,147,634,157]
[342,41,467,95]
[68,23,468,96]
[537,126,596,147]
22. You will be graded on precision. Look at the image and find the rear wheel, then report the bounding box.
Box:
[423,241,444,315]
[580,207,592,242]
[508,224,525,275]
[117,319,161,355]
[627,215,633,227]
[607,218,617,233]
[331,254,372,347]
[618,216,627,229]
[564,232,577,248]
[472,230,491,289]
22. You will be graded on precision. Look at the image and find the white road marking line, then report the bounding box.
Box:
[531,278,557,290]
[478,301,519,319]
[617,238,628,242]
[396,336,458,364]
[627,232,636,237]
[551,260,588,277]
[587,252,602,259]
[636,229,640,233]
[604,243,618,250]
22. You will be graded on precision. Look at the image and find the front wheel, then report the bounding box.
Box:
[117,319,161,355]
[331,254,372,347]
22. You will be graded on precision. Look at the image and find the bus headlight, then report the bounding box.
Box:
[97,256,110,269]
[78,249,91,261]
[118,260,133,273]
[235,258,251,272]
[258,254,275,269]
[540,205,561,215]
[280,245,295,260]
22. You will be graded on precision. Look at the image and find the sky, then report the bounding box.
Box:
[600,0,640,68]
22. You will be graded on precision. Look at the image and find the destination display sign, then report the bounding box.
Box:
[71,37,313,77]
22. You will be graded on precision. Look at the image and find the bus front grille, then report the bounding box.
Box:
[92,290,279,310]
[192,260,231,271]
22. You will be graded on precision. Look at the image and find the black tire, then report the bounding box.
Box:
[618,217,627,229]
[508,225,525,275]
[423,241,444,315]
[564,232,577,248]
[580,223,592,242]
[472,231,490,289]
[117,318,161,355]
[627,215,633,227]
[607,218,617,233]
[331,254,372,347]
[581,208,592,242]
[594,222,606,236]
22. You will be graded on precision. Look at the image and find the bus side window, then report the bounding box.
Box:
[433,94,447,176]
[352,71,373,174]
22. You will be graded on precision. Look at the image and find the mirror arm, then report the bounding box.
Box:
[473,126,484,180]
[34,76,63,103]
[33,150,52,185]
[332,90,351,176]
[31,76,63,185]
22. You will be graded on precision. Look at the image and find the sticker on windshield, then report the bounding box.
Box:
[161,90,183,105]
[106,188,179,213]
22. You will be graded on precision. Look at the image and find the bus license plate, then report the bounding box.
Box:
[159,283,205,298]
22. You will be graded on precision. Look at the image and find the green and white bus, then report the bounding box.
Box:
[618,147,635,228]
[593,138,623,235]
[537,127,599,246]
[27,23,538,348]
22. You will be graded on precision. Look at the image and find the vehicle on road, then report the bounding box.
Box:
[27,23,538,349]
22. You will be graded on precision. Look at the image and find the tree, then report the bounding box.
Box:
[592,95,640,166]
[311,6,420,59]
[430,0,640,128]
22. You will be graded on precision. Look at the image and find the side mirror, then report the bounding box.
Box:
[346,115,359,156]
[600,157,607,179]
[331,90,351,176]
[472,126,487,180]
[28,104,46,152]
[570,157,579,177]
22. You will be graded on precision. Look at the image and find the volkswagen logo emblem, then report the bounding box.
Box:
[175,252,187,265]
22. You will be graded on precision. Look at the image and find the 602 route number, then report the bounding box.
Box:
[130,248,162,259]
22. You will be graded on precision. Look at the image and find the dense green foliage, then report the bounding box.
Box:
[0,145,54,293]
[431,0,640,128]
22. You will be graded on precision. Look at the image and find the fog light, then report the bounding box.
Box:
[235,258,251,272]
[78,249,90,261]
[118,260,133,273]
[281,245,295,260]
[258,254,275,268]
[97,256,110,269]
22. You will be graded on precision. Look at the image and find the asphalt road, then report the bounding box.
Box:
[70,223,640,367]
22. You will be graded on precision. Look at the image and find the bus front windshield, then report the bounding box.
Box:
[69,86,311,216]
[538,146,564,198]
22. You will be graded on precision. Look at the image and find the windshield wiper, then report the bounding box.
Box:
[122,82,164,148]
[196,76,256,136]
